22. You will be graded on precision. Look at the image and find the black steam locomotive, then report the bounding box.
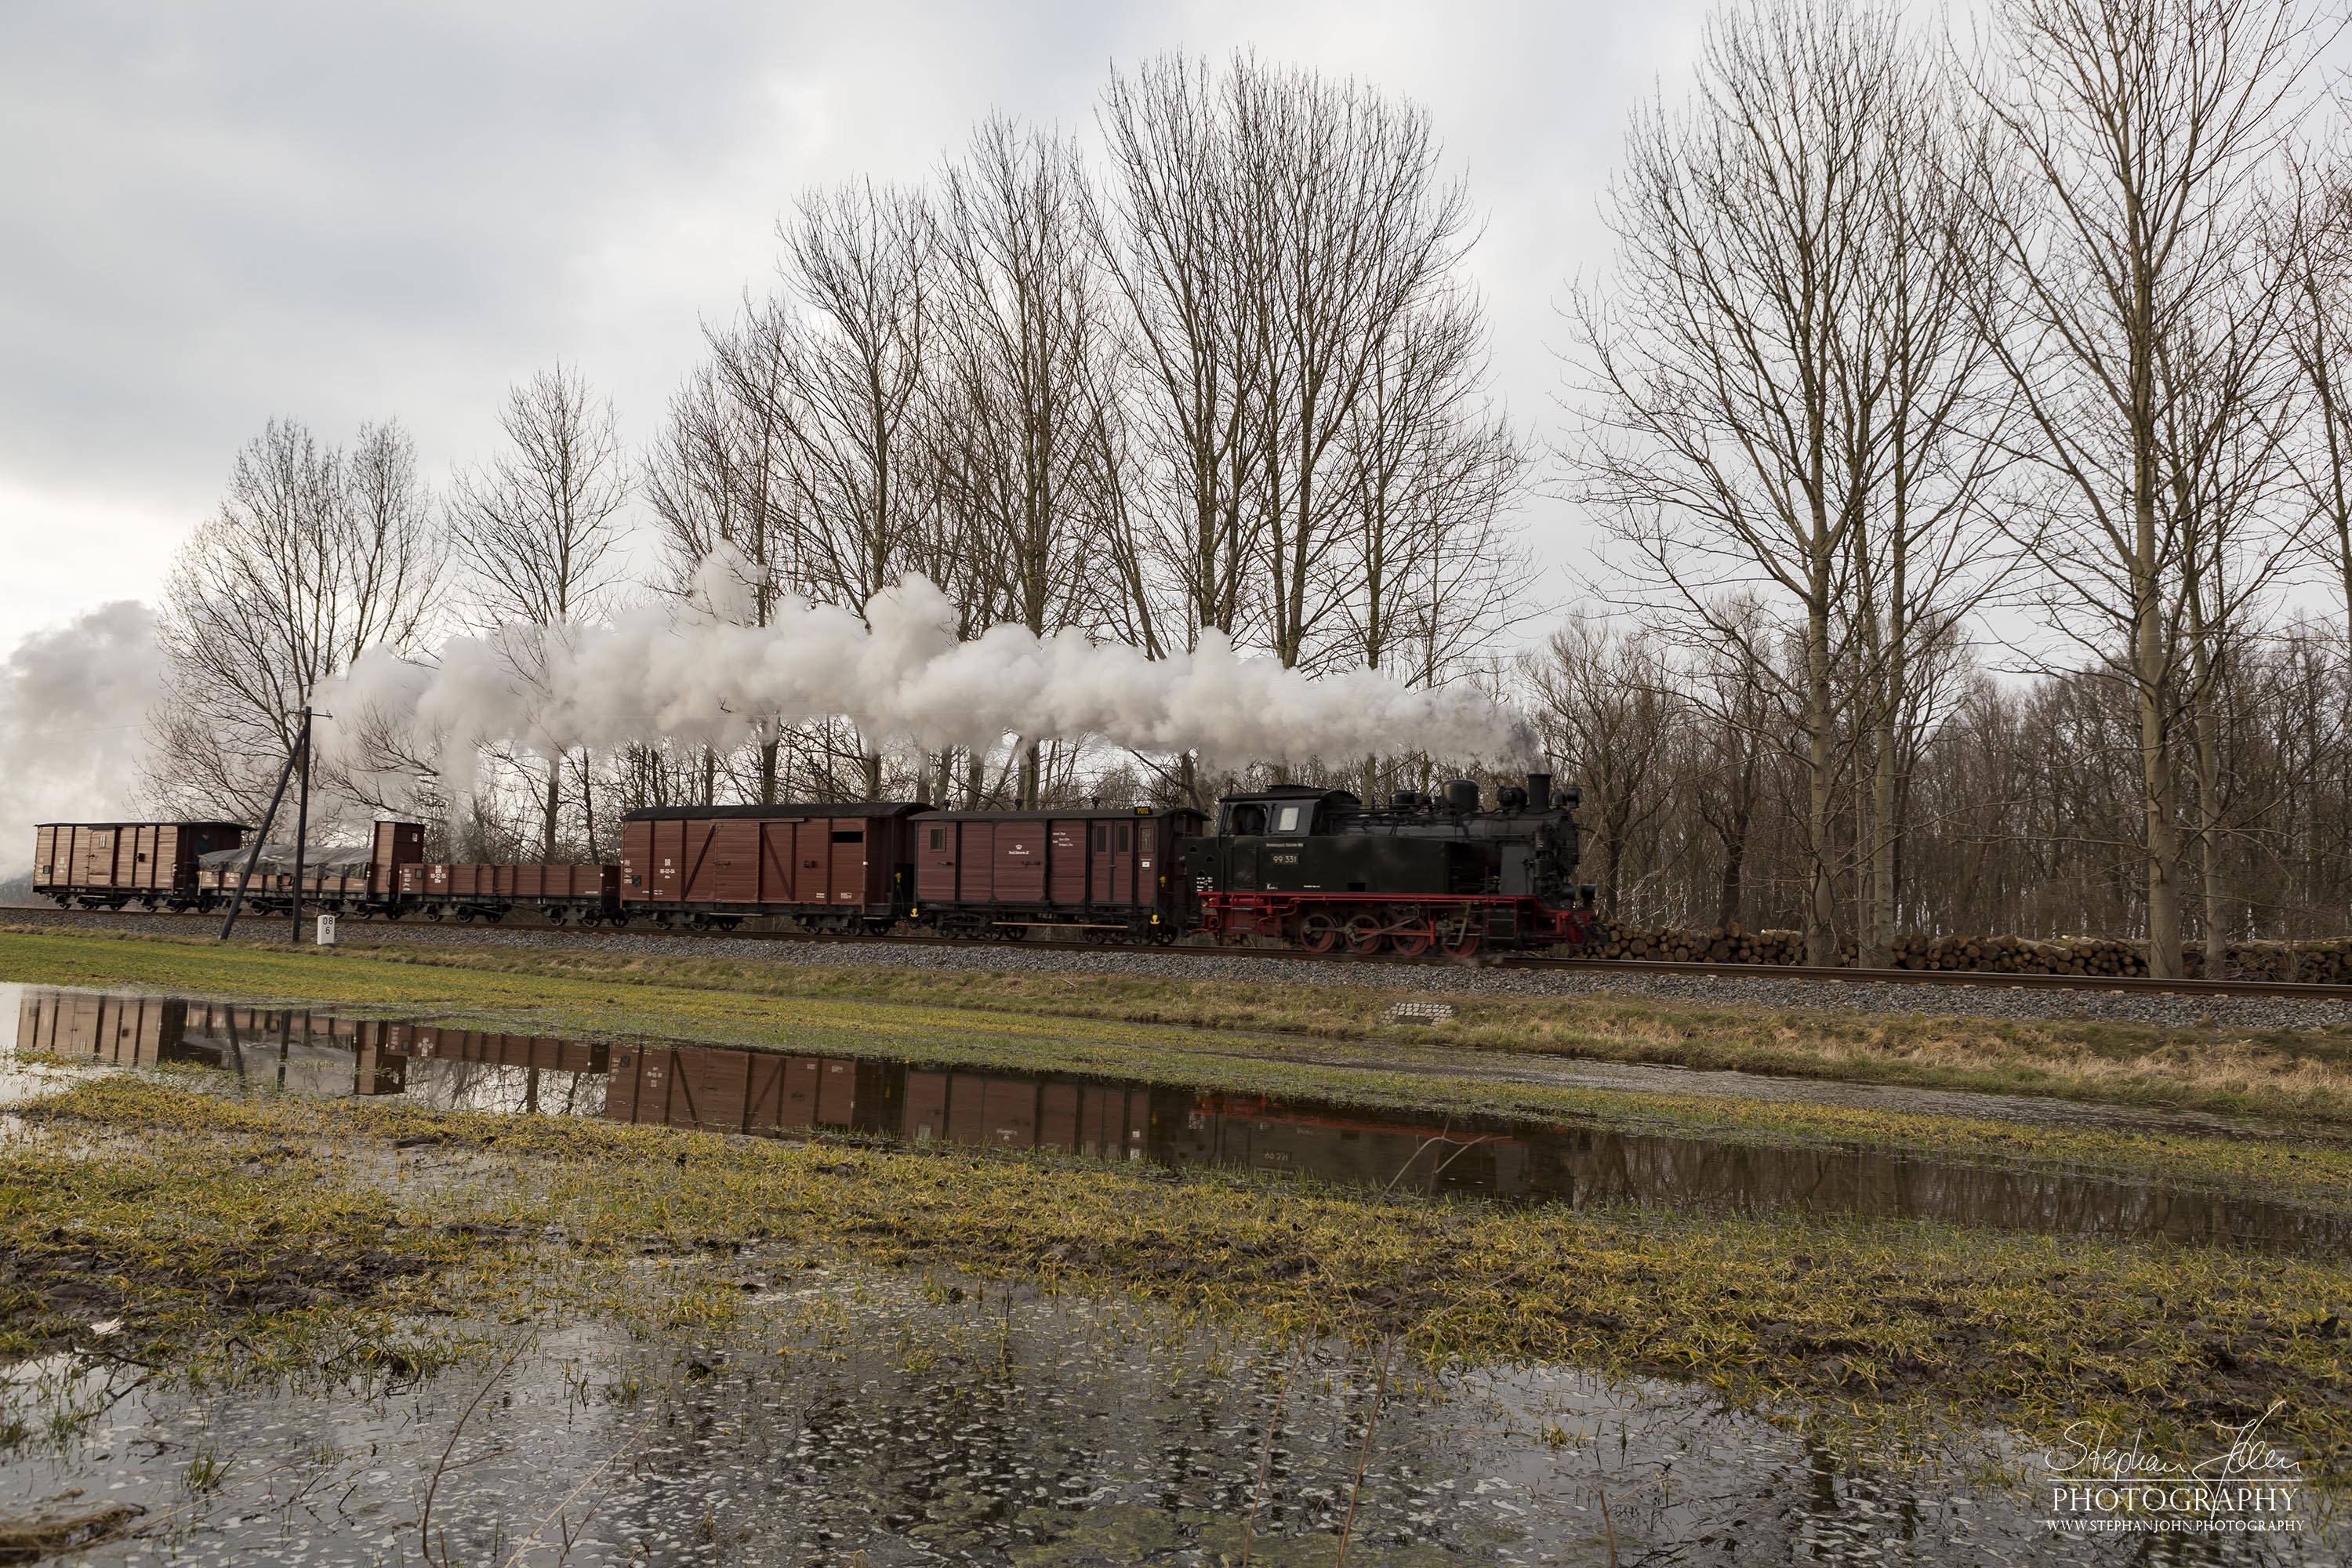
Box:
[1183,771,1595,957]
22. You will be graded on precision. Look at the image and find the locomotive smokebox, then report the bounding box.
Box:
[1524,771,1553,809]
[1444,779,1481,814]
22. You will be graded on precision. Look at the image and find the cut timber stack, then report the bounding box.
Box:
[1578,920,2352,981]
[1584,921,1805,964]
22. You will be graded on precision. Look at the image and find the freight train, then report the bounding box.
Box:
[31,770,1595,956]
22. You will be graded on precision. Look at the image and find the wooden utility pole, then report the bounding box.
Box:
[217,707,306,943]
[289,706,313,943]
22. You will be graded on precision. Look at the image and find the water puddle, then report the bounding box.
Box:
[5,982,2344,1257]
[2,1264,2332,1565]
[1381,1047,2277,1139]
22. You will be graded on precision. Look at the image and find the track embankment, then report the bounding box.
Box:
[12,903,2352,1031]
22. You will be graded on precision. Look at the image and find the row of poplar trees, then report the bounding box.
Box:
[145,5,2352,974]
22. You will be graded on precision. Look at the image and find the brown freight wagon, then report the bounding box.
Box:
[395,860,619,924]
[33,821,246,910]
[910,805,1203,941]
[619,803,927,931]
[190,819,425,916]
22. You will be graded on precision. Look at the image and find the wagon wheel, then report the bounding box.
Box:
[1343,916,1387,956]
[1298,913,1342,954]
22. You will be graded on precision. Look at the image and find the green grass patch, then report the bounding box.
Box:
[14,924,2352,1127]
[13,1076,2352,1487]
[7,927,2352,1214]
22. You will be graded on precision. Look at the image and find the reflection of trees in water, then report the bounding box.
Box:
[1512,1123,2339,1251]
[412,1058,608,1118]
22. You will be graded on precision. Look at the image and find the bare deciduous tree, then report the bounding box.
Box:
[151,417,441,820]
[1569,0,1927,962]
[932,116,1123,806]
[648,299,802,803]
[1095,53,1521,803]
[1962,0,2327,975]
[1525,619,1681,917]
[774,180,937,800]
[453,363,629,858]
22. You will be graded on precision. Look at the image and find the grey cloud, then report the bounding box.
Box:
[0,0,1711,659]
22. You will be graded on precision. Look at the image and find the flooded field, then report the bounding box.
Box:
[5,1263,2328,1566]
[4,982,2344,1256]
[3,977,2343,1564]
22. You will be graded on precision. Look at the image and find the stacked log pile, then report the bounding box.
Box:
[1579,920,2352,981]
[1584,922,1806,964]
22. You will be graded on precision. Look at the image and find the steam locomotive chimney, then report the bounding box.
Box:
[1525,771,1552,809]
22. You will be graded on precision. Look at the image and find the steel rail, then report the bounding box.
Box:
[17,903,2352,1002]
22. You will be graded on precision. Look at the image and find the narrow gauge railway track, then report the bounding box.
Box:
[17,903,2352,1003]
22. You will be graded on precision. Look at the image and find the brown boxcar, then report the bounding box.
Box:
[619,803,926,931]
[368,820,424,896]
[397,860,618,923]
[909,805,1203,940]
[33,821,245,909]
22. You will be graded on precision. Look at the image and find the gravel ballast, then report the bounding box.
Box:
[13,904,2352,1033]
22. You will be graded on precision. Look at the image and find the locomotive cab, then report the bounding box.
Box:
[1218,789,1339,839]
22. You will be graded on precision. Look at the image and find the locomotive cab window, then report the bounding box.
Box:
[1229,804,1267,835]
[1272,804,1307,835]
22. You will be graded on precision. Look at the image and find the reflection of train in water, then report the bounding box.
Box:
[9,988,1522,1196]
[17,986,2335,1254]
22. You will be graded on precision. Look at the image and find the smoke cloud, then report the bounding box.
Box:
[0,601,165,883]
[325,561,1526,800]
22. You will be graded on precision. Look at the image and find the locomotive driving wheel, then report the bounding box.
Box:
[1389,921,1432,958]
[1437,916,1483,958]
[1298,912,1341,953]
[1343,916,1386,955]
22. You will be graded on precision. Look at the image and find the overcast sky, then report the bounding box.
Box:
[0,1,1715,659]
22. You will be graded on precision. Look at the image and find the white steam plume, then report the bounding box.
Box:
[324,556,1525,799]
[0,601,165,883]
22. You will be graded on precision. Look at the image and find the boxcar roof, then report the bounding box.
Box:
[913,806,1203,822]
[35,820,248,829]
[620,802,931,822]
